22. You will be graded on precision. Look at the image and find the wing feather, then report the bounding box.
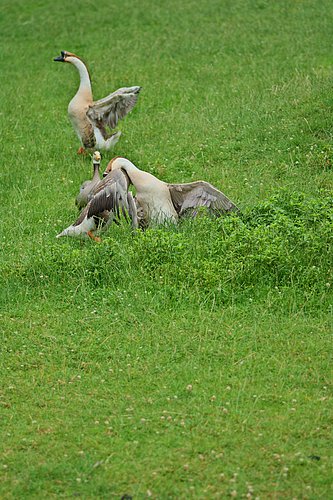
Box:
[127,191,139,229]
[168,181,238,216]
[86,170,129,221]
[86,86,141,130]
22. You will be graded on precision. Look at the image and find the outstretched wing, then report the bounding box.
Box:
[72,170,129,227]
[87,169,130,221]
[87,86,141,130]
[168,181,238,216]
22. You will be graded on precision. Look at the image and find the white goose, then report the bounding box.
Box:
[103,157,239,226]
[54,51,141,153]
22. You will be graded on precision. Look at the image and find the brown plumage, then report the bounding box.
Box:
[54,51,141,153]
[168,181,237,216]
[56,169,138,240]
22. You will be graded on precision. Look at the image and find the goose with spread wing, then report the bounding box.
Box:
[103,157,239,226]
[57,167,138,241]
[54,51,141,154]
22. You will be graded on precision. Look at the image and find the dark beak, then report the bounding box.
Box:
[54,51,65,62]
[103,171,108,178]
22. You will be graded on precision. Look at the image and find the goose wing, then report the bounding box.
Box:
[168,181,238,216]
[75,180,97,209]
[87,86,141,130]
[85,169,138,226]
[87,170,129,220]
[71,170,128,227]
[127,191,139,229]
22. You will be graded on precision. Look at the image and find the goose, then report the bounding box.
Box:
[56,168,138,241]
[53,51,141,153]
[57,158,238,241]
[102,157,239,226]
[75,151,102,209]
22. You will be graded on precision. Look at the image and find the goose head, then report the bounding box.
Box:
[53,50,92,93]
[92,151,101,165]
[53,50,82,64]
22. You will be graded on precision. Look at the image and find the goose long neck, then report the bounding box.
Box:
[115,158,164,192]
[69,57,92,98]
[114,159,142,186]
[92,162,100,180]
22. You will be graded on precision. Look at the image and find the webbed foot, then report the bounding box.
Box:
[87,231,101,243]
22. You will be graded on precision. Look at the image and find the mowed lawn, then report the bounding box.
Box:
[0,0,332,498]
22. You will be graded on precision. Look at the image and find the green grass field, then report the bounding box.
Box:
[1,0,332,497]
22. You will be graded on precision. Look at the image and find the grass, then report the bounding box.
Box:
[0,0,333,497]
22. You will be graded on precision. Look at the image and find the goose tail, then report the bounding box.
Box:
[56,225,78,238]
[56,217,96,238]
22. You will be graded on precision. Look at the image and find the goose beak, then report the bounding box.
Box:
[54,51,65,62]
[102,171,108,178]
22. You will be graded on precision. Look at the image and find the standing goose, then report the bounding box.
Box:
[54,51,141,153]
[75,151,102,209]
[102,157,239,226]
[56,168,138,241]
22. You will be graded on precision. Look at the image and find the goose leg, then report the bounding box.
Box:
[87,231,101,243]
[77,147,87,155]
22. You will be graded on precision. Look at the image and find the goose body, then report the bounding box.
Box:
[75,151,102,209]
[54,51,141,153]
[57,168,138,241]
[108,158,178,225]
[104,157,239,226]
